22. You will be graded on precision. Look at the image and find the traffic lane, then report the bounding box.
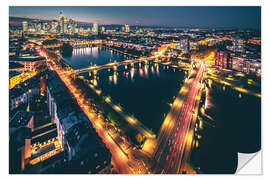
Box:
[158,82,193,164]
[165,63,203,173]
[164,79,196,173]
[166,81,197,173]
[156,69,199,172]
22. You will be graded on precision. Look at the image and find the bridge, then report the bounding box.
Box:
[60,39,103,48]
[66,42,174,75]
[152,61,205,174]
[71,56,157,75]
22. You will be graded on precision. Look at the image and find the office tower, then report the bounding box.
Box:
[101,26,105,32]
[125,24,130,33]
[22,21,28,33]
[92,23,98,34]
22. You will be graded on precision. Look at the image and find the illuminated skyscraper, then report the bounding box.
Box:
[59,11,65,34]
[59,11,63,21]
[69,19,76,34]
[87,27,91,33]
[22,21,28,33]
[79,27,83,33]
[101,26,105,32]
[92,23,98,34]
[51,21,59,33]
[60,20,64,34]
[124,24,130,33]
[64,17,68,34]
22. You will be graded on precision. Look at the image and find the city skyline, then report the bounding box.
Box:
[9,6,261,29]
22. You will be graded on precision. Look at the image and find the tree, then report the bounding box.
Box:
[135,133,144,144]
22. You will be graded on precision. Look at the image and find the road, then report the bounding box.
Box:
[153,61,205,174]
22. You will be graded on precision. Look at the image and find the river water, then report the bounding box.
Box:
[191,80,261,173]
[63,46,127,69]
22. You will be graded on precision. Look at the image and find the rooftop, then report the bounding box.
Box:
[9,62,24,69]
[9,55,45,62]
[9,73,41,99]
[9,71,22,78]
[9,110,34,128]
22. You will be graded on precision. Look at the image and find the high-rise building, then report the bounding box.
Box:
[64,17,68,34]
[59,11,65,34]
[59,11,63,21]
[92,23,98,34]
[79,27,83,33]
[69,19,76,34]
[22,21,28,33]
[124,24,130,33]
[51,21,59,33]
[214,50,232,69]
[101,26,105,32]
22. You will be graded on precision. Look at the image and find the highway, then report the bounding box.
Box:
[153,61,205,174]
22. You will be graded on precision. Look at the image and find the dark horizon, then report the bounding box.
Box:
[9,6,261,29]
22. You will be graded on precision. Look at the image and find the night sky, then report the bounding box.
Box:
[9,6,261,29]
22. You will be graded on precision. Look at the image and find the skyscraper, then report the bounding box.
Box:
[59,11,63,21]
[92,23,98,34]
[69,19,76,34]
[101,26,105,33]
[22,21,28,33]
[64,17,68,34]
[51,21,59,33]
[59,11,65,34]
[124,24,130,33]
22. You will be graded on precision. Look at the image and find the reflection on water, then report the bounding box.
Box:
[113,72,117,85]
[130,67,135,81]
[102,64,160,85]
[109,75,113,83]
[92,47,98,58]
[144,65,149,78]
[156,63,160,76]
[63,47,127,69]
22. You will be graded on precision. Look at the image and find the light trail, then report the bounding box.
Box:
[161,62,204,174]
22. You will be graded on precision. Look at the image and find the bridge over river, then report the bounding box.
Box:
[70,56,157,75]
